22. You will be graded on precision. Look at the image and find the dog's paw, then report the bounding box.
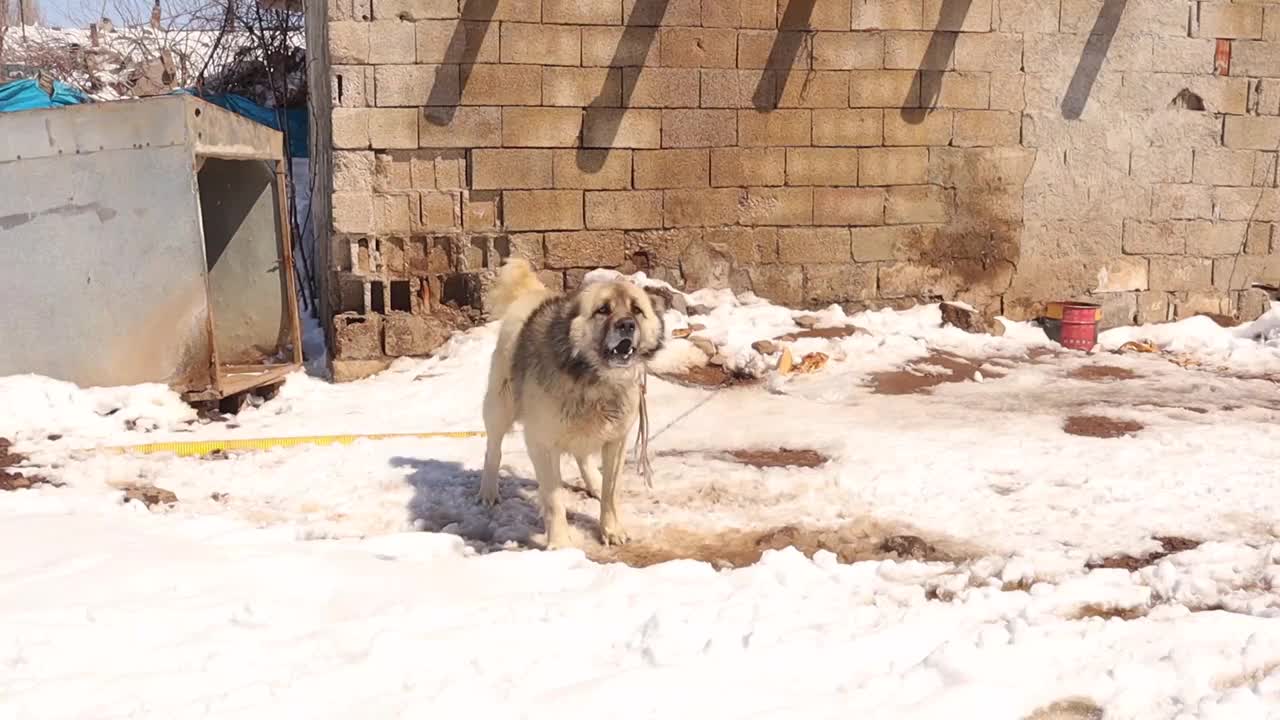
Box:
[600,524,630,547]
[477,485,499,506]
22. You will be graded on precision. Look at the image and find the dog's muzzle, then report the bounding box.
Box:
[604,317,637,366]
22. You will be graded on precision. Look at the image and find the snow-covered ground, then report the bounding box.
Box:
[3,279,1280,719]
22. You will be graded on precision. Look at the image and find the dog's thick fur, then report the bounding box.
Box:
[480,260,665,548]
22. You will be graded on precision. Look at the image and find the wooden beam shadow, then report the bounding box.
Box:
[424,0,498,127]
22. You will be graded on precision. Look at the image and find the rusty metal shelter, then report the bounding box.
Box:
[0,94,302,401]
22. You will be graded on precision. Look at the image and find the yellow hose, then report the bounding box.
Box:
[102,431,487,458]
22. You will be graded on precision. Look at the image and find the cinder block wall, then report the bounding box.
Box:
[319,0,1280,378]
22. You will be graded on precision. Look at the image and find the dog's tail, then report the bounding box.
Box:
[488,258,549,318]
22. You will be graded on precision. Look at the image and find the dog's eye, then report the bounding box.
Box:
[631,302,643,316]
[594,304,610,316]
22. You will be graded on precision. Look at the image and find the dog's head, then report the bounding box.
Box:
[569,280,665,372]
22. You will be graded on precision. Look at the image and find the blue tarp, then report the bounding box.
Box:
[0,78,88,113]
[175,89,309,158]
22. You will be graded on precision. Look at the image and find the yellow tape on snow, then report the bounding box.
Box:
[103,431,487,458]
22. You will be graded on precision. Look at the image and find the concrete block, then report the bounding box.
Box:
[952,110,1020,147]
[1194,3,1263,39]
[420,107,502,148]
[1232,40,1280,77]
[813,32,884,70]
[1095,256,1149,292]
[459,64,542,105]
[553,149,632,189]
[700,69,774,109]
[746,264,805,305]
[812,109,883,147]
[1247,221,1274,254]
[463,191,502,230]
[500,23,581,65]
[384,312,452,356]
[375,65,458,107]
[924,0,992,30]
[623,67,700,108]
[884,109,954,145]
[374,192,418,233]
[471,149,553,190]
[997,0,1059,32]
[1150,256,1214,291]
[857,147,929,187]
[852,0,923,29]
[1151,36,1216,73]
[775,71,851,108]
[582,26,660,66]
[581,109,662,148]
[369,108,420,149]
[333,108,371,149]
[661,109,738,148]
[543,0,620,24]
[1151,184,1214,220]
[624,0,699,25]
[329,21,370,63]
[786,148,860,185]
[1172,291,1228,319]
[333,192,374,233]
[1224,116,1280,151]
[660,27,737,67]
[711,148,787,186]
[954,33,1022,71]
[545,231,626,268]
[501,107,582,147]
[372,0,456,18]
[852,224,932,261]
[504,190,584,231]
[739,187,814,226]
[920,71,991,109]
[1137,291,1171,324]
[885,185,951,224]
[635,149,710,189]
[779,228,853,263]
[334,312,383,360]
[1131,148,1192,183]
[885,32,954,70]
[816,188,886,226]
[738,31,813,68]
[543,68,621,106]
[368,20,417,63]
[586,191,664,229]
[738,109,812,146]
[989,72,1025,111]
[332,66,369,108]
[334,151,376,191]
[850,70,920,107]
[416,19,498,63]
[663,189,744,227]
[1214,255,1280,290]
[704,228,780,264]
[805,263,878,306]
[1193,148,1258,186]
[1123,219,1187,254]
[1187,221,1249,256]
[418,191,460,230]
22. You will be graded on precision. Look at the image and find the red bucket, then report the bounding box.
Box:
[1042,301,1101,351]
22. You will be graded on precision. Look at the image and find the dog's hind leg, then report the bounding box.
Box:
[479,384,514,506]
[574,452,602,499]
[598,438,629,546]
[529,443,572,549]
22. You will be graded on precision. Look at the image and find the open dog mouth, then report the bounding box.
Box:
[605,337,635,366]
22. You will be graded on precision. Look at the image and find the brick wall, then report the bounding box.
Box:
[317,0,1280,378]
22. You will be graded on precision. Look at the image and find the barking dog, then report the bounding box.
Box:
[479,260,665,549]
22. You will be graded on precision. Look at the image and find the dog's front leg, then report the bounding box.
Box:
[598,438,629,546]
[529,444,572,549]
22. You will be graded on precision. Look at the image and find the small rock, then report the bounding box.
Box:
[752,339,779,355]
[689,323,706,332]
[879,534,936,561]
[794,315,819,328]
[673,327,694,338]
[644,286,688,315]
[123,484,178,508]
[689,336,717,357]
[687,303,714,316]
[708,353,728,366]
[940,302,988,334]
[989,318,1007,337]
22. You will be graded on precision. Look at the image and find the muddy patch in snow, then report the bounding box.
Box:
[659,447,830,468]
[657,365,761,389]
[1062,415,1144,439]
[0,437,57,491]
[591,520,978,569]
[1067,365,1141,382]
[868,352,1004,395]
[1022,698,1104,720]
[774,325,868,342]
[1086,536,1201,572]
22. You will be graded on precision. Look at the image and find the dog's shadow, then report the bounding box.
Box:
[390,456,601,551]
